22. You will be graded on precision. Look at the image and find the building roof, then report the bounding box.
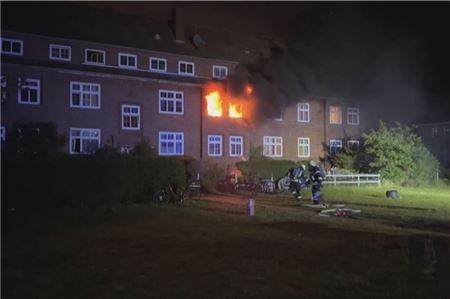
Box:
[1,2,274,64]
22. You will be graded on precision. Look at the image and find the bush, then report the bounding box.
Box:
[198,161,226,193]
[236,160,299,179]
[3,154,186,208]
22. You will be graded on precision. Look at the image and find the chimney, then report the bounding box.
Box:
[174,6,185,44]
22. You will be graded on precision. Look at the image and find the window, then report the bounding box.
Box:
[212,65,228,80]
[347,107,359,125]
[118,53,137,69]
[230,136,243,157]
[330,139,343,156]
[178,61,195,76]
[85,49,105,65]
[1,38,23,55]
[159,90,183,114]
[49,44,71,61]
[329,105,342,124]
[70,82,101,109]
[1,76,6,102]
[444,127,450,135]
[70,128,100,154]
[159,132,184,155]
[208,135,223,156]
[149,57,167,72]
[0,126,5,141]
[298,137,310,158]
[297,102,310,123]
[263,136,283,158]
[18,78,40,105]
[121,105,140,130]
[431,127,439,137]
[347,140,360,151]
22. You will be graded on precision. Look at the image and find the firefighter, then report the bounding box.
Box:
[308,160,325,205]
[288,164,307,200]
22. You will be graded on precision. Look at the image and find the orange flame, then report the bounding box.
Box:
[245,84,253,96]
[206,91,222,117]
[229,103,243,118]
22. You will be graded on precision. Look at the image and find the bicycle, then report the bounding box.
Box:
[153,184,186,206]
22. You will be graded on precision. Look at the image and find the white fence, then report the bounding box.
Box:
[323,174,381,186]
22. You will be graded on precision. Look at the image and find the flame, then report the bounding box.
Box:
[229,103,243,118]
[245,84,253,96]
[206,91,222,117]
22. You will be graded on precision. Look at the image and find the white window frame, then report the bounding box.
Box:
[297,102,310,123]
[118,52,137,69]
[347,140,360,151]
[0,126,5,141]
[70,81,101,109]
[158,131,184,156]
[329,105,342,124]
[347,107,359,125]
[330,139,343,156]
[208,135,223,157]
[212,65,228,80]
[121,104,141,130]
[158,90,184,115]
[263,136,283,158]
[229,136,243,157]
[84,48,106,65]
[17,78,40,105]
[178,61,195,76]
[49,44,71,61]
[69,128,101,154]
[1,38,23,56]
[149,57,167,72]
[431,127,439,137]
[298,137,310,158]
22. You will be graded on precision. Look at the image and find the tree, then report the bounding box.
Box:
[363,121,439,184]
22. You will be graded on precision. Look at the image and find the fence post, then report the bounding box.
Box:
[357,175,360,187]
[334,175,337,186]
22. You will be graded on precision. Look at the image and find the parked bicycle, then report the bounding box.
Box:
[153,179,202,206]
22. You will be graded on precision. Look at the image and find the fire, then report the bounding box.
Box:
[229,103,243,118]
[206,91,222,117]
[245,84,253,96]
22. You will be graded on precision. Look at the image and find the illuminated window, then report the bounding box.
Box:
[1,38,23,55]
[149,57,167,72]
[330,139,342,156]
[121,105,140,130]
[230,136,243,157]
[298,137,310,158]
[329,105,342,124]
[70,82,101,109]
[159,132,184,155]
[70,128,100,154]
[85,48,105,65]
[208,135,222,156]
[118,53,137,69]
[263,136,283,158]
[297,102,310,123]
[18,78,40,105]
[347,140,360,151]
[178,61,195,76]
[347,107,359,125]
[49,44,71,61]
[159,90,183,114]
[212,65,228,80]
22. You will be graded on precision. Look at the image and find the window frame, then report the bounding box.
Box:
[297,102,310,123]
[149,57,167,72]
[330,139,343,156]
[347,107,359,125]
[347,140,360,151]
[70,81,101,109]
[118,52,137,69]
[229,136,244,157]
[84,48,106,65]
[121,104,141,130]
[329,105,342,124]
[158,90,184,115]
[1,38,23,56]
[49,44,71,61]
[431,127,439,137]
[298,137,310,158]
[69,128,101,154]
[178,61,195,76]
[17,78,40,105]
[263,136,283,158]
[158,131,184,156]
[212,65,228,80]
[207,135,223,157]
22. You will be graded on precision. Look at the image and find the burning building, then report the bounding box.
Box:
[1,4,365,169]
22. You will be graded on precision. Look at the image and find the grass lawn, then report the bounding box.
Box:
[3,195,450,299]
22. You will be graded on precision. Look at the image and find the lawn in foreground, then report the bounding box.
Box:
[4,201,450,299]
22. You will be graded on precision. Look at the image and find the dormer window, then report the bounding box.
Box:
[178,61,195,76]
[212,65,228,80]
[85,49,105,65]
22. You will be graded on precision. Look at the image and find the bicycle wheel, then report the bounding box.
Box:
[153,189,169,205]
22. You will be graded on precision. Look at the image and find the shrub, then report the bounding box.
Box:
[236,160,299,179]
[198,160,226,193]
